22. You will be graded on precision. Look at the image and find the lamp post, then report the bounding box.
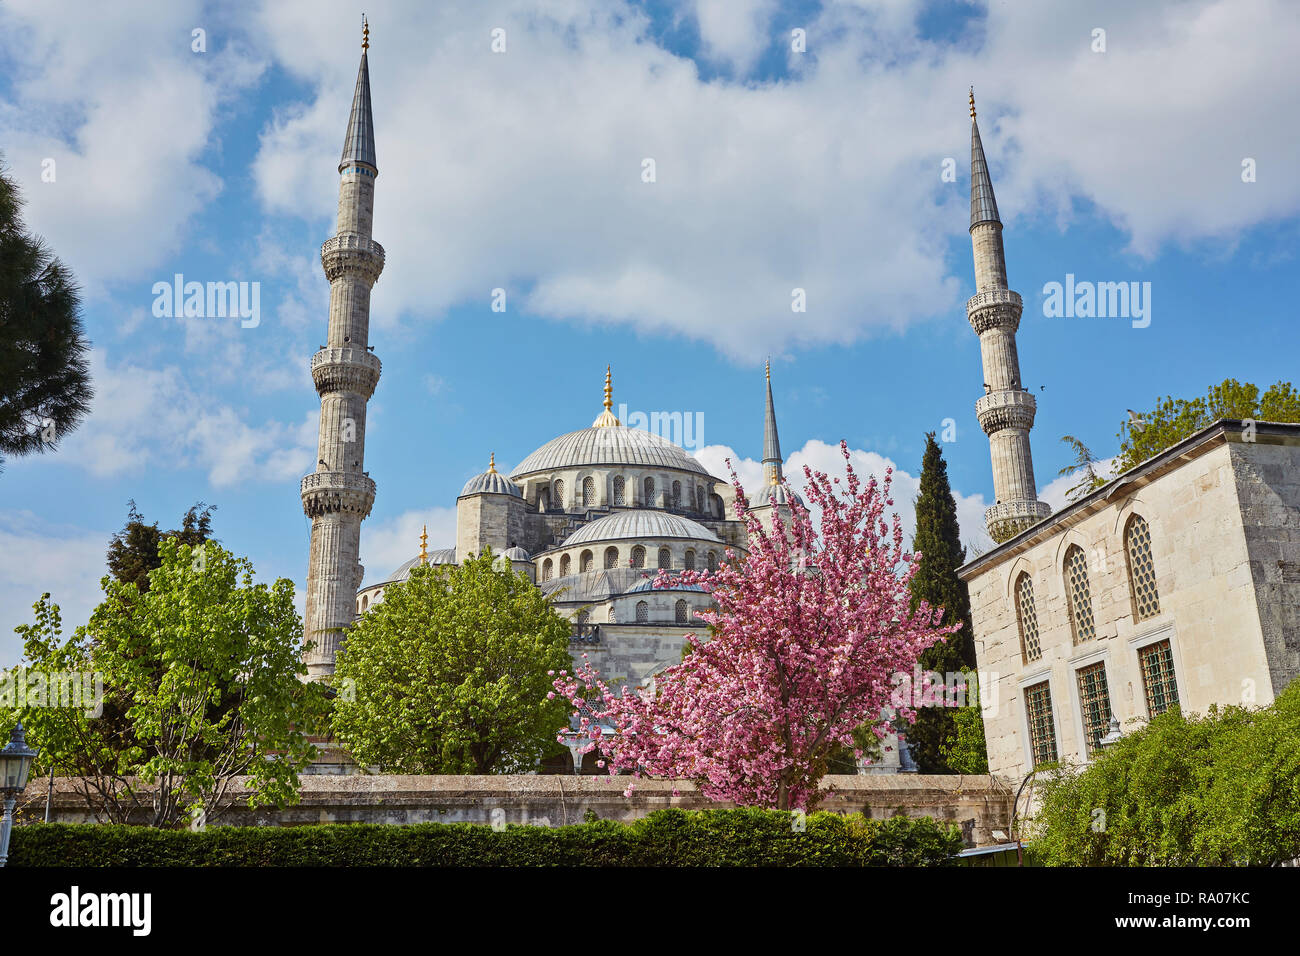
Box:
[0,722,39,867]
[1099,716,1123,748]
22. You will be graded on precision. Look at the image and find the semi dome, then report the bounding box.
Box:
[502,546,530,560]
[749,483,804,508]
[460,453,523,498]
[564,511,721,546]
[510,426,709,478]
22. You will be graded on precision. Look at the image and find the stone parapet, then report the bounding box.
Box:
[976,388,1038,435]
[301,471,377,519]
[311,347,382,399]
[985,499,1052,542]
[20,773,1016,847]
[966,288,1022,335]
[321,232,385,284]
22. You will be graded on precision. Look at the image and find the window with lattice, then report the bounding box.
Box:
[631,546,645,568]
[1076,661,1112,757]
[560,554,571,576]
[1125,515,1160,621]
[643,477,655,505]
[1015,573,1041,664]
[604,546,618,569]
[658,547,671,569]
[1024,681,1057,768]
[1139,639,1179,717]
[613,476,625,506]
[1064,545,1097,644]
[675,600,688,623]
[553,479,565,510]
[582,477,595,507]
[635,601,648,623]
[685,550,695,571]
[580,550,593,573]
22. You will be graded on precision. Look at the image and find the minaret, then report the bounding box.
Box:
[302,19,385,679]
[751,361,801,532]
[966,90,1049,543]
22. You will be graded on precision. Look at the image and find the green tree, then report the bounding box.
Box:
[905,433,983,773]
[106,500,216,591]
[1114,378,1300,475]
[1028,680,1300,865]
[0,159,93,472]
[331,550,573,773]
[2,538,324,828]
[1057,435,1108,502]
[937,673,989,774]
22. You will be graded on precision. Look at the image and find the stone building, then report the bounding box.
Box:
[353,364,800,693]
[956,92,1300,780]
[960,421,1300,780]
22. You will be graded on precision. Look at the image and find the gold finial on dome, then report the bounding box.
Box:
[765,358,770,383]
[487,452,497,474]
[969,86,976,120]
[362,15,370,51]
[591,365,621,427]
[419,524,428,565]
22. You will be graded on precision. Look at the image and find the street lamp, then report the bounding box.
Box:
[0,722,39,867]
[1099,716,1123,748]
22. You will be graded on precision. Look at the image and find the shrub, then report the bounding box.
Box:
[9,808,962,867]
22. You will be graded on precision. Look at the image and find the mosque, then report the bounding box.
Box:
[300,23,801,691]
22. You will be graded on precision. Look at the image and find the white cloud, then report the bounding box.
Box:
[359,506,459,589]
[0,511,110,668]
[696,437,994,556]
[1038,455,1119,513]
[690,0,779,73]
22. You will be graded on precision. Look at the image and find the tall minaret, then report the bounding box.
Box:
[302,19,385,679]
[966,90,1050,543]
[750,361,801,532]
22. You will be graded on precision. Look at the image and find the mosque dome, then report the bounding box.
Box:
[510,366,708,478]
[385,549,456,583]
[750,482,804,509]
[564,510,720,546]
[624,575,711,594]
[460,453,523,498]
[502,546,530,560]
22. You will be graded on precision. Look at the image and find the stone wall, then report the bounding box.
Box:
[21,774,1015,847]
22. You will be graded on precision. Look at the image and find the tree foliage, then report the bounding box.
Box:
[1113,378,1300,476]
[1057,435,1108,502]
[1,538,324,828]
[330,550,573,774]
[553,442,958,811]
[106,500,216,592]
[1027,680,1300,865]
[905,433,982,772]
[0,158,93,472]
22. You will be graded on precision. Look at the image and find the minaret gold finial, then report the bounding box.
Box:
[362,15,370,51]
[591,365,621,427]
[969,86,976,120]
[487,452,497,474]
[765,358,771,383]
[419,524,428,565]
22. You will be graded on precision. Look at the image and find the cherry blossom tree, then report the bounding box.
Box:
[551,441,959,810]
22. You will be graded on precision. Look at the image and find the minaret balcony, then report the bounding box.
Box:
[985,499,1053,542]
[311,347,382,398]
[321,233,385,283]
[301,471,377,519]
[975,388,1037,435]
[966,288,1022,335]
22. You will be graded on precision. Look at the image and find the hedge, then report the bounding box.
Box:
[10,808,962,867]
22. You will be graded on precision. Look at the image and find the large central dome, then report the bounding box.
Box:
[510,425,709,478]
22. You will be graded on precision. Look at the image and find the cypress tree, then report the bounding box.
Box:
[906,433,981,772]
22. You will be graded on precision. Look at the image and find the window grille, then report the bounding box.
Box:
[1064,546,1097,644]
[1015,573,1041,663]
[1076,661,1112,756]
[1139,639,1179,717]
[1024,681,1058,768]
[1126,515,1160,621]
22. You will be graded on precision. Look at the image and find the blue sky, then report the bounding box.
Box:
[2,0,1298,665]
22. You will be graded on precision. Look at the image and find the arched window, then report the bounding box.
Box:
[635,600,649,623]
[577,609,590,626]
[696,487,705,512]
[604,546,618,569]
[684,550,696,571]
[582,477,595,507]
[608,606,617,623]
[672,481,681,507]
[644,477,655,506]
[553,479,565,510]
[707,551,718,572]
[361,595,369,611]
[580,549,594,573]
[711,494,724,518]
[631,546,646,568]
[675,599,688,624]
[1125,515,1160,621]
[560,554,571,576]
[1063,545,1096,644]
[537,485,550,512]
[1015,572,1042,664]
[542,558,553,581]
[613,476,625,506]
[658,547,671,569]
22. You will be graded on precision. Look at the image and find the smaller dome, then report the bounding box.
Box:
[383,548,457,585]
[565,510,721,546]
[502,546,530,560]
[460,452,522,498]
[625,574,710,594]
[750,483,803,508]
